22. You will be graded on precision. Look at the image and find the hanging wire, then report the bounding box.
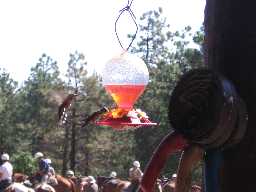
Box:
[115,0,138,51]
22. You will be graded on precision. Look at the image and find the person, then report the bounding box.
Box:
[85,176,98,192]
[44,158,58,185]
[169,173,177,189]
[0,153,13,191]
[44,159,55,176]
[87,176,96,184]
[109,171,117,179]
[66,170,74,178]
[34,152,50,183]
[171,174,177,182]
[129,161,143,182]
[128,160,143,192]
[66,170,78,188]
[191,184,202,192]
[66,170,75,179]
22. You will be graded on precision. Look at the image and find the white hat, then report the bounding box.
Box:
[172,173,177,178]
[110,171,117,178]
[133,161,140,168]
[66,170,74,176]
[45,158,52,164]
[1,153,9,161]
[34,152,44,159]
[88,176,96,183]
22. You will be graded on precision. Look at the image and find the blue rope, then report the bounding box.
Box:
[204,149,223,192]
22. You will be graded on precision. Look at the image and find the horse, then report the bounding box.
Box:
[78,176,98,192]
[97,176,162,192]
[43,175,76,192]
[96,176,130,192]
[3,182,35,192]
[34,183,55,192]
[162,181,202,192]
[161,180,175,192]
[13,173,29,183]
[60,176,98,192]
[0,173,35,192]
[29,172,76,192]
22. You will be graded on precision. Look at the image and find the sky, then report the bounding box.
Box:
[0,0,205,84]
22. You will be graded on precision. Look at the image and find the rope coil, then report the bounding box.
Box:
[169,69,248,149]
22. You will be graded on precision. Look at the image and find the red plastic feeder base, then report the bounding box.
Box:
[96,118,157,131]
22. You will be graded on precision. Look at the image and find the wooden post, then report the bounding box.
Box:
[205,0,256,191]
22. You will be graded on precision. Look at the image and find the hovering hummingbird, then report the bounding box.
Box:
[58,93,78,121]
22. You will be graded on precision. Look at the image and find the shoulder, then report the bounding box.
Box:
[1,162,11,168]
[0,162,12,171]
[49,167,54,171]
[7,162,13,168]
[40,159,48,164]
[39,159,44,163]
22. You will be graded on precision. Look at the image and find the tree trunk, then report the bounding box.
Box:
[84,149,90,176]
[82,124,90,176]
[62,124,70,175]
[205,0,256,191]
[70,107,77,171]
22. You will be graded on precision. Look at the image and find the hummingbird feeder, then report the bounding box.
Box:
[95,0,156,130]
[96,52,157,130]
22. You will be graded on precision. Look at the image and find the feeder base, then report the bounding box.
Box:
[96,120,157,130]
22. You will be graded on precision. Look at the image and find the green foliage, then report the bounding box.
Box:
[193,26,204,48]
[192,161,203,185]
[0,69,19,153]
[88,128,136,178]
[19,54,62,152]
[0,7,205,183]
[130,7,205,176]
[62,51,113,175]
[12,151,36,175]
[131,8,180,170]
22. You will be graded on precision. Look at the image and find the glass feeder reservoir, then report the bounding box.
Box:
[102,52,149,109]
[96,52,156,130]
